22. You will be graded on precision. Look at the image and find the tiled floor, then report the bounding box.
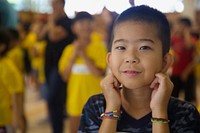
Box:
[24,87,69,133]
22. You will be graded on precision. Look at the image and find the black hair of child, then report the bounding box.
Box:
[0,29,11,57]
[112,5,171,56]
[7,28,20,41]
[73,11,93,24]
[178,17,192,27]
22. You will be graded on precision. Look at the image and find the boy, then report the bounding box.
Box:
[78,5,200,133]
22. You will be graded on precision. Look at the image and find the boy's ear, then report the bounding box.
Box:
[106,52,112,68]
[161,53,174,73]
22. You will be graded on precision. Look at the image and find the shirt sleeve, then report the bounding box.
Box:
[58,44,72,74]
[1,59,24,93]
[78,94,105,133]
[169,99,200,133]
[177,105,200,133]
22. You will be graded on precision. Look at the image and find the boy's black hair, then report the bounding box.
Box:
[73,11,93,24]
[8,28,20,41]
[112,5,171,56]
[0,29,11,56]
[178,17,192,27]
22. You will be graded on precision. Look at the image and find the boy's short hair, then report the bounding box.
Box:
[112,5,170,56]
[0,29,10,56]
[73,11,93,24]
[178,17,192,27]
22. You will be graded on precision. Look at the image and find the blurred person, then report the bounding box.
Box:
[0,0,18,29]
[101,7,118,52]
[170,17,197,102]
[0,29,24,133]
[7,28,28,133]
[29,15,48,93]
[193,9,200,112]
[38,0,74,132]
[58,12,107,133]
[19,21,37,89]
[195,38,200,112]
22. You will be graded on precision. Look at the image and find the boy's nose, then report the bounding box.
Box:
[125,57,139,64]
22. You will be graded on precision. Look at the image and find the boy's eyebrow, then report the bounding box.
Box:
[113,39,128,45]
[113,38,155,45]
[138,38,155,44]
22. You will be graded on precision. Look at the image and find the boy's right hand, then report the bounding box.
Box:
[100,72,122,111]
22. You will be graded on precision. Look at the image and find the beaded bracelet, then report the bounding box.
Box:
[100,109,122,120]
[151,117,170,123]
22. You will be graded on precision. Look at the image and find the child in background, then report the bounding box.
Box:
[170,17,196,102]
[78,5,200,133]
[0,29,24,133]
[59,12,107,133]
[7,28,27,133]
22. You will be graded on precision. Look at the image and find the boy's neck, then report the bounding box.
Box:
[121,86,152,119]
[77,38,91,45]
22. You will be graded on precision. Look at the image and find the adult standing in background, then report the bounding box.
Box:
[0,0,18,29]
[39,0,74,133]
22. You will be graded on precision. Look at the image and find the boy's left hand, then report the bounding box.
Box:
[150,73,173,115]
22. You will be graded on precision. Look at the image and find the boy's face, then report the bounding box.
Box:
[107,21,164,89]
[73,19,94,39]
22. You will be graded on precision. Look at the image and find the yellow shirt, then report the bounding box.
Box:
[31,40,47,83]
[7,46,25,74]
[195,39,200,78]
[0,57,23,126]
[59,35,107,116]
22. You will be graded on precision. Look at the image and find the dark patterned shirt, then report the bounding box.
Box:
[78,94,200,133]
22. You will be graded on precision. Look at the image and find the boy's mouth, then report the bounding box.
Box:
[122,70,141,76]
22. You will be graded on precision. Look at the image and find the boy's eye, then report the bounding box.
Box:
[139,46,151,50]
[115,46,126,50]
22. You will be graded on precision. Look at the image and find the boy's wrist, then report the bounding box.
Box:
[152,109,168,119]
[105,105,121,112]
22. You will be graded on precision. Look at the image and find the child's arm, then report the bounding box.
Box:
[46,14,68,42]
[12,93,24,131]
[79,49,105,78]
[61,51,77,81]
[150,73,173,133]
[99,73,121,133]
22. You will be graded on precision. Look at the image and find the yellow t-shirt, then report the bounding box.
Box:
[21,32,37,68]
[59,37,107,116]
[0,57,23,126]
[31,40,47,83]
[7,46,25,74]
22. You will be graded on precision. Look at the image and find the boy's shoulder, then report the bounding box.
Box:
[84,93,106,112]
[87,93,106,106]
[168,97,198,113]
[168,97,200,127]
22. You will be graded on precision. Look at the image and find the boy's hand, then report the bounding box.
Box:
[100,73,121,111]
[150,73,173,116]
